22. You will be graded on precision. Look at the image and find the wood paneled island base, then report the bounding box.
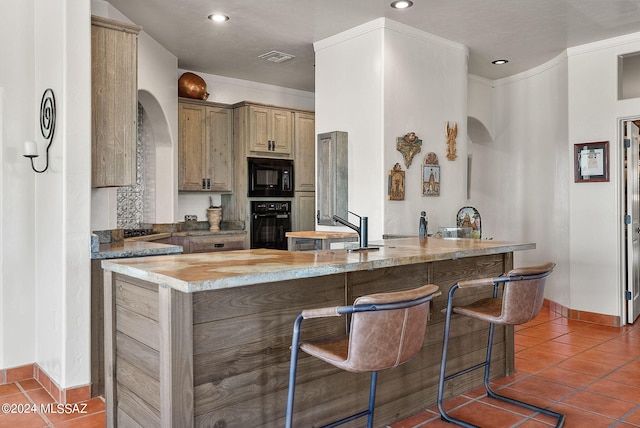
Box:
[101,238,534,427]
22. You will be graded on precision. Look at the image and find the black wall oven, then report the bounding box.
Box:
[250,201,291,249]
[248,157,294,197]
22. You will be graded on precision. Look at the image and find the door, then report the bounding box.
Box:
[626,120,640,323]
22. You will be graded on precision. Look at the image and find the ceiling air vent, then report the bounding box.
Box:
[258,50,295,63]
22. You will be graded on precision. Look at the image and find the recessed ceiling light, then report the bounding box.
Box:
[391,0,413,9]
[492,59,509,65]
[208,14,229,23]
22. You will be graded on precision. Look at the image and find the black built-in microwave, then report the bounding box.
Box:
[247,157,294,197]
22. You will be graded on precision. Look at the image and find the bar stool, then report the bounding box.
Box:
[438,262,565,427]
[285,283,441,428]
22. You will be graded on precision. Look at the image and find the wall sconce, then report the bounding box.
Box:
[24,88,56,173]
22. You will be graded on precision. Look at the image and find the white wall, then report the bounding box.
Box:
[35,0,92,390]
[0,0,92,388]
[0,0,36,370]
[472,54,571,305]
[383,22,468,237]
[567,33,640,318]
[314,18,468,239]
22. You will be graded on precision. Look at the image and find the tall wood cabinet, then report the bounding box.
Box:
[178,99,233,192]
[91,16,141,188]
[294,112,316,231]
[224,103,314,246]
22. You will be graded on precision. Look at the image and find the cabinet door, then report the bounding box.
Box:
[206,107,233,191]
[247,106,293,155]
[295,192,316,231]
[178,103,207,191]
[248,106,270,152]
[271,109,293,155]
[294,112,315,191]
[317,131,348,225]
[91,17,140,188]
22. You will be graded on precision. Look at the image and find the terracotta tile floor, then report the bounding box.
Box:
[1,307,638,427]
[390,307,640,427]
[0,380,104,428]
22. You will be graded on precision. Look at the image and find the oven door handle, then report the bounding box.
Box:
[253,213,277,219]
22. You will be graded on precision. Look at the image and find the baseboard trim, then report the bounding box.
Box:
[544,298,621,327]
[0,363,91,404]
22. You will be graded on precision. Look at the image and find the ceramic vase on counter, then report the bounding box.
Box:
[207,207,222,232]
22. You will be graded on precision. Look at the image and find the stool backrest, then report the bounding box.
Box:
[501,262,555,325]
[346,284,438,372]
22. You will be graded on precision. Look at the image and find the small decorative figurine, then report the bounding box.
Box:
[419,211,428,237]
[396,132,422,168]
[445,121,457,161]
[422,152,440,197]
[388,163,405,201]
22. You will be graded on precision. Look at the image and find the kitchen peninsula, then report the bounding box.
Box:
[101,237,535,427]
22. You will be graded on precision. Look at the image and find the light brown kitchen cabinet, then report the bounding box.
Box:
[294,112,315,192]
[91,16,141,188]
[178,99,233,192]
[247,105,293,156]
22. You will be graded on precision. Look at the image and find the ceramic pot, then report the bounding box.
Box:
[206,207,222,232]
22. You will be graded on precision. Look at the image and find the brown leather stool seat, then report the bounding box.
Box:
[437,262,565,427]
[285,283,440,428]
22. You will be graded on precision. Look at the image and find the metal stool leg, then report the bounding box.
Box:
[438,285,476,427]
[285,314,304,428]
[367,372,377,428]
[482,323,565,426]
[438,296,565,427]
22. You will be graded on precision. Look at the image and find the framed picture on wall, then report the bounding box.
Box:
[574,141,609,182]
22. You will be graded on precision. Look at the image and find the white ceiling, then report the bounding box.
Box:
[106,0,640,92]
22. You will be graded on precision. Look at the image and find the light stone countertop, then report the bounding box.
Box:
[101,237,535,293]
[91,240,183,260]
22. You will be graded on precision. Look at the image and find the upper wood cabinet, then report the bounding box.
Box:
[246,105,293,156]
[294,112,315,191]
[91,16,141,188]
[178,99,233,192]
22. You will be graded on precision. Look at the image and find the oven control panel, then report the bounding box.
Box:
[252,201,290,214]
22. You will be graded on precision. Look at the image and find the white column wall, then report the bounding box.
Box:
[34,0,92,389]
[314,19,385,238]
[0,0,37,370]
[383,21,468,236]
[315,18,468,239]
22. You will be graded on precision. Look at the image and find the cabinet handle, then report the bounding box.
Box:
[214,243,224,248]
[202,178,206,190]
[207,178,211,189]
[271,140,275,151]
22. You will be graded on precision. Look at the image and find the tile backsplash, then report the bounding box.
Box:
[117,103,145,229]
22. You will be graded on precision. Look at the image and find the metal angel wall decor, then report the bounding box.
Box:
[396,132,422,168]
[445,121,457,161]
